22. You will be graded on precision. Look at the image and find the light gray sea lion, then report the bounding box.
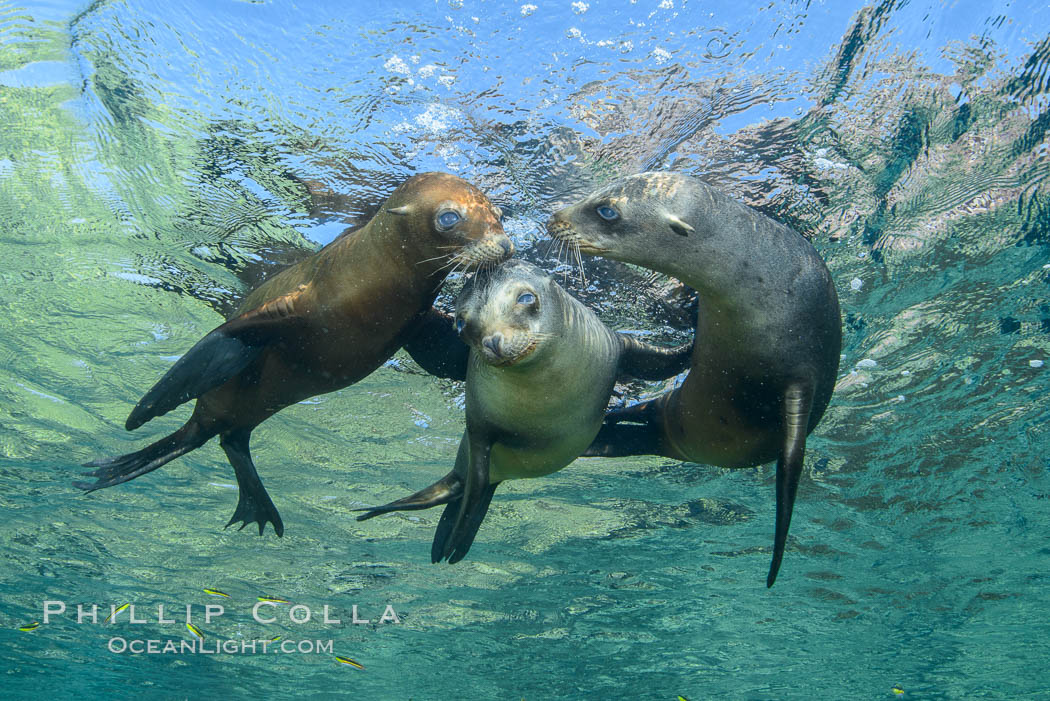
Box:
[78,172,514,536]
[356,259,692,562]
[547,171,842,586]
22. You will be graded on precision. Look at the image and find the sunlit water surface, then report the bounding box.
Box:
[2,0,1049,698]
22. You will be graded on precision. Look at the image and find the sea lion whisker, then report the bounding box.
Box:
[572,240,588,288]
[417,252,455,266]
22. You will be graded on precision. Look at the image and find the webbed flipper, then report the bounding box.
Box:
[125,289,308,431]
[354,470,462,521]
[616,334,693,381]
[432,431,497,563]
[76,421,209,491]
[767,382,814,588]
[403,307,469,381]
[220,429,284,537]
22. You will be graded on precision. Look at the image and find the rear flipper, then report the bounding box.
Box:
[354,470,462,521]
[581,397,664,457]
[616,334,693,381]
[76,422,209,491]
[126,289,308,431]
[220,429,284,537]
[766,382,813,588]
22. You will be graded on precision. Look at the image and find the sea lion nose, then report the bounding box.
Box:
[499,238,513,256]
[482,332,504,357]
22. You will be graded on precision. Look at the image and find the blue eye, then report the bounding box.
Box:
[455,317,465,333]
[438,211,461,230]
[596,205,619,221]
[517,292,536,305]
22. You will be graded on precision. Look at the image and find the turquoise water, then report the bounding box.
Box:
[2,0,1049,698]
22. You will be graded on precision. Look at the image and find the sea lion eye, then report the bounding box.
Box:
[437,210,461,230]
[596,205,619,221]
[517,292,536,305]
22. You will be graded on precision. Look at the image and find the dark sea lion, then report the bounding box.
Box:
[547,171,842,586]
[356,259,692,562]
[78,172,513,536]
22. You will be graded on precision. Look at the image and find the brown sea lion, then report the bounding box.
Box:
[547,171,842,586]
[355,260,692,562]
[78,172,513,536]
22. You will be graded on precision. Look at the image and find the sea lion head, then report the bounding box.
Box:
[383,172,514,272]
[454,260,562,368]
[545,171,698,265]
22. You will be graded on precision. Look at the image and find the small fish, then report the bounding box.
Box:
[268,635,282,642]
[257,596,290,604]
[104,603,130,624]
[678,697,690,701]
[335,656,365,670]
[892,686,904,696]
[18,622,40,632]
[203,588,230,598]
[186,622,205,641]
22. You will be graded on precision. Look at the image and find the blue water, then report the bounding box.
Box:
[2,0,1049,698]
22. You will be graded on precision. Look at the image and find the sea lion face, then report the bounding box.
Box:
[386,172,513,271]
[545,172,697,265]
[455,260,559,368]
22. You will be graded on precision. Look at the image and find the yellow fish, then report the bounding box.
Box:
[335,656,365,670]
[203,589,230,598]
[18,622,40,632]
[257,596,290,604]
[892,686,904,696]
[186,622,205,641]
[268,635,282,642]
[104,603,130,624]
[678,697,691,701]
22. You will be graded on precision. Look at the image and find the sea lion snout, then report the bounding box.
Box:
[482,332,504,358]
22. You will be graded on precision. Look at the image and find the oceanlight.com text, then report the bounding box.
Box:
[108,637,334,655]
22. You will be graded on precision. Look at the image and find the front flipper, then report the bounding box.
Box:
[354,470,463,521]
[432,432,497,564]
[616,334,693,381]
[402,307,469,381]
[126,289,308,431]
[220,429,284,537]
[767,382,814,588]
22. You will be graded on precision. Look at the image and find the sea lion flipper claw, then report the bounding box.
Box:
[767,382,814,588]
[354,471,463,521]
[220,430,284,537]
[433,433,496,563]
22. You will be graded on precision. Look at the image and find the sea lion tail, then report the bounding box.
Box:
[75,421,210,492]
[354,471,462,521]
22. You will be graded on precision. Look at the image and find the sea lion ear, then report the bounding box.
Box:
[386,205,412,216]
[666,214,694,237]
